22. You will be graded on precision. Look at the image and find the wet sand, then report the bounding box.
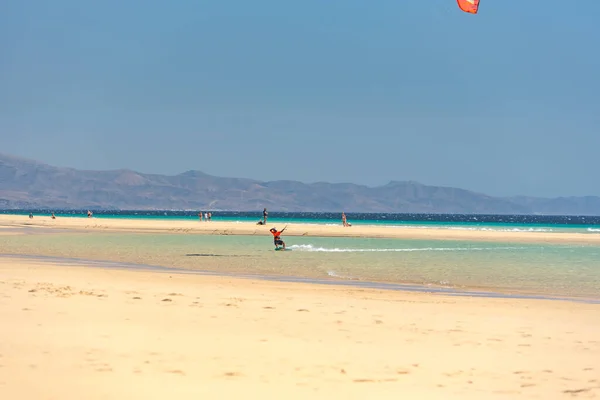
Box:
[1,214,599,244]
[1,256,599,399]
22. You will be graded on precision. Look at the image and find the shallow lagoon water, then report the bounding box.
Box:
[1,231,599,299]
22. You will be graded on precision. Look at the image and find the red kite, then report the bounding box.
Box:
[457,0,480,14]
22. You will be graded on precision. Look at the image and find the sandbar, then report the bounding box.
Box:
[1,214,599,245]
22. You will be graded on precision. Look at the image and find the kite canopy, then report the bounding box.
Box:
[457,0,480,14]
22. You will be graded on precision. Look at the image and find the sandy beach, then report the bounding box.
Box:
[0,256,598,399]
[2,214,599,398]
[1,214,599,245]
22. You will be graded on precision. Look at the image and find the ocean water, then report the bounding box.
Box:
[4,210,600,233]
[1,230,599,300]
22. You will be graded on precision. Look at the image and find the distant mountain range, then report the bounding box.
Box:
[1,153,599,215]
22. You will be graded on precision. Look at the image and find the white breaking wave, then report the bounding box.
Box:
[381,225,556,232]
[450,227,554,232]
[588,228,600,232]
[288,244,527,253]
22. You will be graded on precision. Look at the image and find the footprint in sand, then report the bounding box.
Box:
[563,388,592,395]
[87,359,112,372]
[513,371,530,375]
[167,369,186,375]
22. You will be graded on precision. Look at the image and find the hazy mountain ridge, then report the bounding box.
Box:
[1,153,599,215]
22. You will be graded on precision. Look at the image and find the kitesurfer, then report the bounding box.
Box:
[270,226,286,250]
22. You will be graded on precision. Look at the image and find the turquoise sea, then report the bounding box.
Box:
[1,211,599,301]
[5,210,600,233]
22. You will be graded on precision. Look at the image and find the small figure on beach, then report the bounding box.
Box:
[51,212,56,219]
[29,213,33,219]
[198,212,203,221]
[342,212,351,227]
[87,210,93,218]
[263,208,268,224]
[208,212,212,221]
[270,226,286,250]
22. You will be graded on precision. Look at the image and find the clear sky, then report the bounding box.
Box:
[1,0,598,197]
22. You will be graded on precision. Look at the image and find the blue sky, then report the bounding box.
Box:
[1,0,598,197]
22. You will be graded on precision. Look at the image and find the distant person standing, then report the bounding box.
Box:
[263,208,268,224]
[208,212,212,221]
[342,212,351,227]
[198,212,203,221]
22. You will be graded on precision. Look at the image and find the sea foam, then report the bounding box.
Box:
[288,244,528,253]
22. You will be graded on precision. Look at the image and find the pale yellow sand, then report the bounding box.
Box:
[0,257,598,399]
[1,214,599,244]
[0,225,21,234]
[0,231,22,236]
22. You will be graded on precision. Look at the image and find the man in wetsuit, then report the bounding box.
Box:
[269,227,286,250]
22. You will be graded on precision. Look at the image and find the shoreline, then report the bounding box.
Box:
[2,253,598,305]
[2,214,600,300]
[2,214,600,245]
